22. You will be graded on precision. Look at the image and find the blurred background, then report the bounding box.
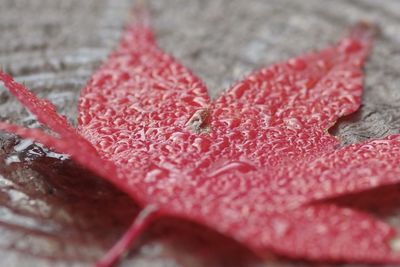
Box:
[0,0,400,266]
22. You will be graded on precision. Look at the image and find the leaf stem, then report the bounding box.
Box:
[95,205,159,267]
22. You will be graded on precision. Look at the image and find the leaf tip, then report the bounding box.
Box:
[349,20,380,40]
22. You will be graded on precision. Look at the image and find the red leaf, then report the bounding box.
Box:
[1,9,400,266]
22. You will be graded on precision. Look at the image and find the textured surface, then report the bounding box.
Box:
[74,19,400,263]
[1,0,400,267]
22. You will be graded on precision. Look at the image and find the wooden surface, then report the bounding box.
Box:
[0,0,400,266]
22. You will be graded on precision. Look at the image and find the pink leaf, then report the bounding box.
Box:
[1,9,399,266]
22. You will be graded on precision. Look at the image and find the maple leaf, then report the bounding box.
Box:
[1,8,400,267]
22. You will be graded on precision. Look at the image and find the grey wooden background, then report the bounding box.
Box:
[0,0,400,266]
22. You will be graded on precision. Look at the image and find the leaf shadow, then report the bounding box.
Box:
[123,217,264,267]
[0,135,137,263]
[327,184,400,226]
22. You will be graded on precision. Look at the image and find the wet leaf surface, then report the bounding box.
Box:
[2,1,400,267]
